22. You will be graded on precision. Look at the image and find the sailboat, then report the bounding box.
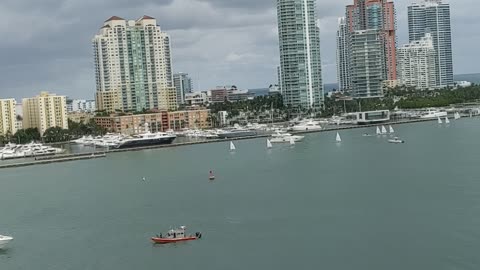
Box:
[438,117,443,124]
[229,141,236,151]
[289,137,295,145]
[454,112,461,120]
[389,125,395,134]
[376,126,381,135]
[336,132,342,143]
[266,139,273,149]
[381,126,388,134]
[445,117,450,124]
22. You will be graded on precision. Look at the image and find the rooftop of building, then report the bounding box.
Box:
[105,16,125,22]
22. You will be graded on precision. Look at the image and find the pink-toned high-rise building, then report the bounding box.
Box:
[340,0,397,97]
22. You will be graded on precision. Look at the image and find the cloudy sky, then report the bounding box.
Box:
[0,0,477,100]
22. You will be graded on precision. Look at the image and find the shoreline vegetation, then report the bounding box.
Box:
[1,85,479,145]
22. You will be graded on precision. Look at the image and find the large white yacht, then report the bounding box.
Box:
[270,132,304,143]
[419,109,448,119]
[289,120,322,132]
[112,124,176,149]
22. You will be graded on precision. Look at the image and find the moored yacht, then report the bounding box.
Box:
[270,132,304,143]
[0,142,65,160]
[216,128,256,139]
[289,120,322,132]
[419,109,448,119]
[113,132,176,149]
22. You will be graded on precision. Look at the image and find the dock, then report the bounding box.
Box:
[0,153,106,169]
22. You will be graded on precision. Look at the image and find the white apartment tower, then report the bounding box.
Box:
[22,92,68,135]
[397,34,437,90]
[408,0,453,87]
[0,99,17,137]
[93,16,177,113]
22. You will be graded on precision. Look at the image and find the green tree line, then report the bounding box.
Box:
[322,85,480,117]
[0,119,106,145]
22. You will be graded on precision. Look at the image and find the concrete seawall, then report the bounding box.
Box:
[0,153,106,169]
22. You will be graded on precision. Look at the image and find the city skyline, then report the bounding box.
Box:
[0,0,477,100]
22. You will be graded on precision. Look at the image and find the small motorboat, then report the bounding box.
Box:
[0,235,13,249]
[388,137,405,144]
[363,133,373,137]
[151,226,202,244]
[209,171,215,180]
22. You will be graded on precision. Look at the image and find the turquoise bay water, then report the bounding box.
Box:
[1,119,480,269]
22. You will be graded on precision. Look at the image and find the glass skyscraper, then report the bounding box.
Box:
[173,73,193,105]
[277,0,324,110]
[408,0,453,88]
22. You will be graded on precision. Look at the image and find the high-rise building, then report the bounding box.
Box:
[173,73,193,105]
[397,34,437,90]
[277,0,324,110]
[276,66,283,94]
[336,17,350,91]
[22,92,68,135]
[350,29,385,98]
[0,99,17,137]
[93,16,177,113]
[344,0,397,98]
[408,0,453,87]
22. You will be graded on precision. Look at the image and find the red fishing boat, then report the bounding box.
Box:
[151,226,202,244]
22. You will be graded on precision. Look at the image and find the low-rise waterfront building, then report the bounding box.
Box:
[209,89,228,103]
[0,99,17,137]
[218,111,228,126]
[68,112,95,124]
[168,109,211,130]
[94,111,170,135]
[208,86,255,103]
[185,92,208,106]
[94,109,211,134]
[22,92,68,134]
[455,81,472,88]
[227,89,254,102]
[67,99,96,113]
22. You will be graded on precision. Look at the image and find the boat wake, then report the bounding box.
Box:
[225,217,242,224]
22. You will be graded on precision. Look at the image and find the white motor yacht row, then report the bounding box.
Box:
[0,142,65,160]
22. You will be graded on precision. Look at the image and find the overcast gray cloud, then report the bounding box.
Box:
[0,0,477,100]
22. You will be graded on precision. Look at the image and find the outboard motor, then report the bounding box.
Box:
[195,232,202,239]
